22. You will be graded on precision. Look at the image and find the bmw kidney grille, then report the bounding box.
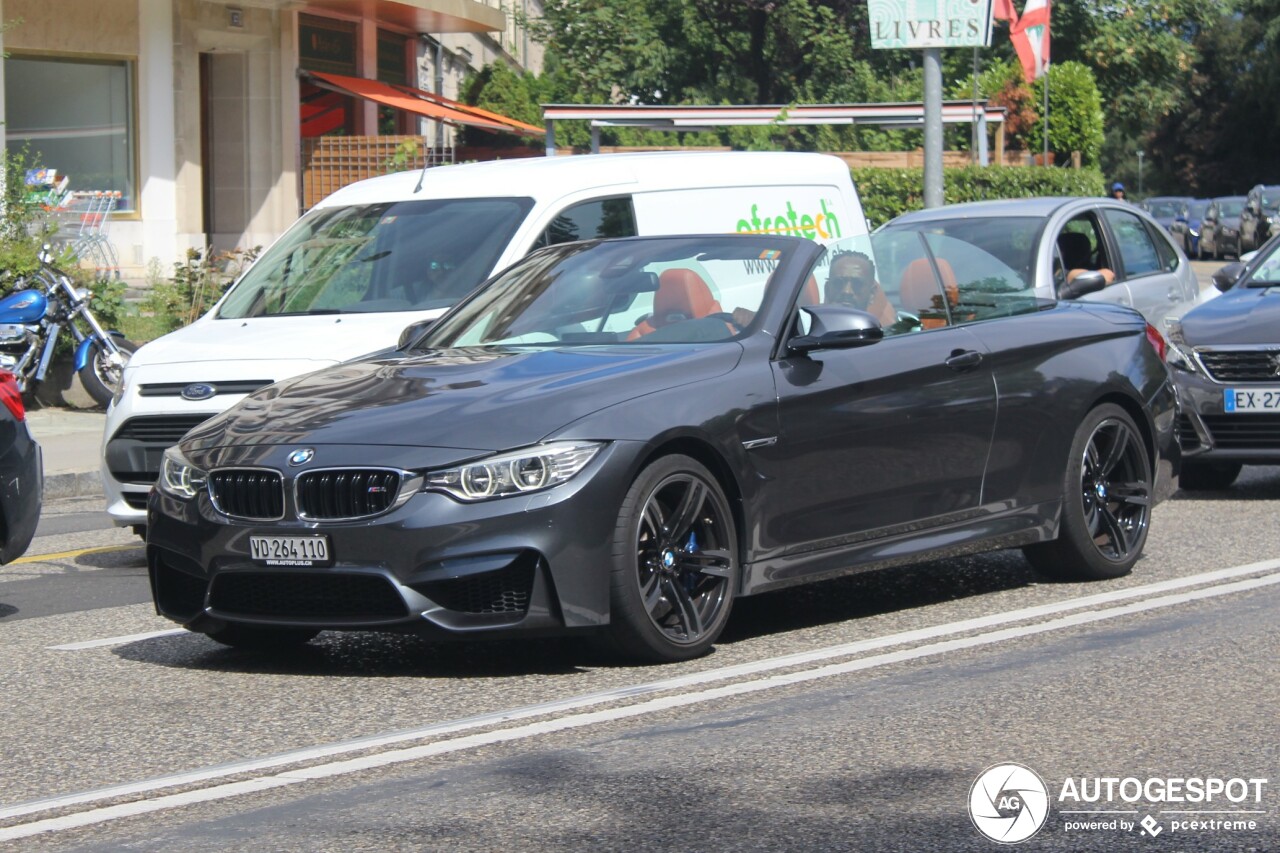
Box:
[207,469,286,520]
[296,469,403,520]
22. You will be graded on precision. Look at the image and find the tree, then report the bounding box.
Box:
[1027,62,1105,166]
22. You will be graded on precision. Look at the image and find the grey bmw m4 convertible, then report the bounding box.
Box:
[148,231,1179,662]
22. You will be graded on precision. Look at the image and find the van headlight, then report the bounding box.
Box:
[159,447,207,500]
[424,441,603,502]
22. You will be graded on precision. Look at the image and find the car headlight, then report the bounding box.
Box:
[1189,227,1200,237]
[1162,319,1202,376]
[159,447,207,499]
[423,441,603,502]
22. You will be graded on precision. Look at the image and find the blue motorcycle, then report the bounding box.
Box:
[0,256,136,407]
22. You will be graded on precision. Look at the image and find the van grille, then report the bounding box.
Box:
[207,469,285,520]
[110,414,213,444]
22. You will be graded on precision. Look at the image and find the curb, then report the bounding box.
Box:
[44,471,105,501]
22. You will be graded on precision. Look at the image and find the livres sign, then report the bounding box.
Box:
[869,0,994,49]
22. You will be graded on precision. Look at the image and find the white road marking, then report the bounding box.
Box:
[2,560,1277,840]
[48,629,187,651]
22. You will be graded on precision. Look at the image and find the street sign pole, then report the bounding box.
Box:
[923,48,944,209]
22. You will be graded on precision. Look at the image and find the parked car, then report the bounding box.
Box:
[0,370,42,564]
[879,197,1201,329]
[1240,184,1280,253]
[1169,198,1210,258]
[1165,235,1280,490]
[1198,195,1248,260]
[1141,195,1194,232]
[146,231,1178,662]
[104,151,869,538]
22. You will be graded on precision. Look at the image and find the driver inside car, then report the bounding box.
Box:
[824,250,898,325]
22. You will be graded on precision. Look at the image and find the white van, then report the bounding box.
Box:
[103,151,867,531]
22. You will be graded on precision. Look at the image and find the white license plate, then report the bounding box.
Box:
[249,535,331,566]
[1223,388,1280,413]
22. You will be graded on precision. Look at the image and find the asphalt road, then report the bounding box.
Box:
[1,462,1277,851]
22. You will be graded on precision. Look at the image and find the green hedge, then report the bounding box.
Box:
[852,166,1106,229]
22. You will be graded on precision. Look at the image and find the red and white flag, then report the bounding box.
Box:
[992,0,1018,22]
[1010,0,1051,81]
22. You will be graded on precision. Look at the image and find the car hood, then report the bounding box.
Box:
[129,311,441,368]
[1181,285,1280,345]
[183,344,742,455]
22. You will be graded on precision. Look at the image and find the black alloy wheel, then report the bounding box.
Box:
[603,455,738,662]
[1024,404,1152,580]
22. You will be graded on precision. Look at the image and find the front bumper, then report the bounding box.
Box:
[146,442,641,639]
[1172,369,1280,464]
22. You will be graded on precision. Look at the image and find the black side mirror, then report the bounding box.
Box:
[1211,262,1246,293]
[1059,271,1108,300]
[398,319,436,350]
[789,305,884,354]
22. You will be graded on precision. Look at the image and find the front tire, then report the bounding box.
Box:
[1179,460,1241,491]
[79,337,138,407]
[601,455,738,663]
[1023,404,1152,580]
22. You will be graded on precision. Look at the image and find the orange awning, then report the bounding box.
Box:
[304,71,544,136]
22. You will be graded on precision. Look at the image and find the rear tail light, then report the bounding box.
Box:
[1144,323,1168,362]
[0,371,24,422]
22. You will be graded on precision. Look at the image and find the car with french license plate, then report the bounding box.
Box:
[147,231,1178,662]
[1165,235,1280,489]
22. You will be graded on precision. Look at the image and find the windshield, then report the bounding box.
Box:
[1145,199,1185,218]
[1188,200,1209,219]
[1217,199,1245,217]
[1246,242,1280,287]
[876,216,1043,288]
[217,198,535,319]
[422,236,796,348]
[1260,187,1280,213]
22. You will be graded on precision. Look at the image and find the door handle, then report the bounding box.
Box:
[945,349,983,371]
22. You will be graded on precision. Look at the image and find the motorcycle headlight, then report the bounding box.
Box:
[1162,319,1202,376]
[423,441,603,502]
[159,447,207,500]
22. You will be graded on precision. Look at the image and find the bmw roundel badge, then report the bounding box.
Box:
[288,448,315,466]
[180,383,217,401]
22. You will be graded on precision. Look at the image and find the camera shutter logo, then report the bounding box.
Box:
[969,763,1050,844]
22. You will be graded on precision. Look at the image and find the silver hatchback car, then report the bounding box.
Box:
[880,197,1201,330]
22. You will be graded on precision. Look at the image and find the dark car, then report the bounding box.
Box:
[0,370,42,564]
[1199,195,1248,260]
[1241,184,1280,254]
[1141,195,1195,232]
[880,197,1200,330]
[1169,198,1210,258]
[147,232,1178,662]
[1166,236,1280,489]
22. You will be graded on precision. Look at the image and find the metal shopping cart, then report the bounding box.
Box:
[45,190,122,280]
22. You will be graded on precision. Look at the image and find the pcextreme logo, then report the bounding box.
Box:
[735,199,844,240]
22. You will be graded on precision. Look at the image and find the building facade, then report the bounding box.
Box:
[0,0,543,280]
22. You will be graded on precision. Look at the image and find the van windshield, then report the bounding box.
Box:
[217,197,535,319]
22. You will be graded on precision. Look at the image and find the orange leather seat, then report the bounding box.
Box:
[628,269,724,340]
[899,258,959,329]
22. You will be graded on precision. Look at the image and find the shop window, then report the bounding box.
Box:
[4,55,137,212]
